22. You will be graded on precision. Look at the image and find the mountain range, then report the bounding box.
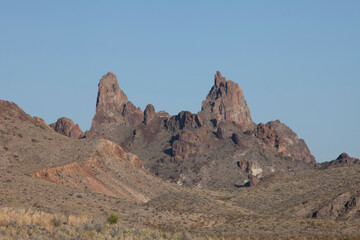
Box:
[1,71,359,239]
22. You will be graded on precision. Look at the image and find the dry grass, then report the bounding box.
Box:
[0,207,88,231]
[0,207,215,240]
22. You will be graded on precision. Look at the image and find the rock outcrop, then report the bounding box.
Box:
[312,191,360,219]
[200,71,255,130]
[144,104,156,125]
[171,130,203,162]
[85,71,318,189]
[50,117,83,139]
[231,133,241,145]
[320,153,360,169]
[215,126,225,139]
[165,111,203,131]
[248,174,259,187]
[91,72,144,129]
[245,120,316,164]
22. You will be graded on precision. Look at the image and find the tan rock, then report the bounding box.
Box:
[144,104,156,125]
[91,72,143,129]
[50,117,83,139]
[200,71,255,130]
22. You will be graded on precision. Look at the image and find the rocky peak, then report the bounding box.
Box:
[91,72,144,129]
[245,120,316,164]
[320,153,360,169]
[337,153,351,160]
[50,117,83,139]
[165,111,203,131]
[144,104,156,125]
[200,71,255,130]
[214,71,226,86]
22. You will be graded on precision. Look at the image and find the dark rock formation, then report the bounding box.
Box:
[215,126,225,139]
[91,72,143,129]
[232,133,241,145]
[237,159,252,173]
[248,174,259,187]
[123,101,144,126]
[200,71,255,130]
[144,104,156,125]
[50,117,83,139]
[171,130,203,162]
[245,120,315,164]
[165,111,202,132]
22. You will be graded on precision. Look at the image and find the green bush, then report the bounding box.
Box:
[107,214,119,224]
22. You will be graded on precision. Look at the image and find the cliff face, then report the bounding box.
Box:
[86,71,317,188]
[91,72,144,129]
[245,120,316,164]
[200,71,255,131]
[50,117,83,139]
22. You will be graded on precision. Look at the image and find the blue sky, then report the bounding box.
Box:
[1,1,359,162]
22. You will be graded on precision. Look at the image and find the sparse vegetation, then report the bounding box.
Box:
[0,207,215,239]
[107,214,119,224]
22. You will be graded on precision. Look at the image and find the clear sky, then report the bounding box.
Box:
[1,1,359,162]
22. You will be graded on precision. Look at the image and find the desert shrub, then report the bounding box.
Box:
[133,227,144,236]
[53,230,72,240]
[94,222,103,233]
[107,214,119,224]
[150,230,162,239]
[179,231,192,240]
[110,224,124,237]
[81,222,95,231]
[51,216,62,227]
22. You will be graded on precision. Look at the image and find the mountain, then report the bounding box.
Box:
[88,71,315,188]
[1,70,360,239]
[199,71,255,130]
[0,100,170,204]
[91,72,144,128]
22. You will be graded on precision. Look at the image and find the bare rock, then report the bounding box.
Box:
[171,130,203,162]
[237,159,252,173]
[91,72,143,129]
[123,101,144,126]
[215,126,225,139]
[248,174,259,187]
[50,117,83,139]
[126,153,145,169]
[246,120,316,164]
[157,111,170,118]
[232,133,241,145]
[165,111,202,131]
[144,104,156,125]
[200,71,255,130]
[320,153,360,169]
